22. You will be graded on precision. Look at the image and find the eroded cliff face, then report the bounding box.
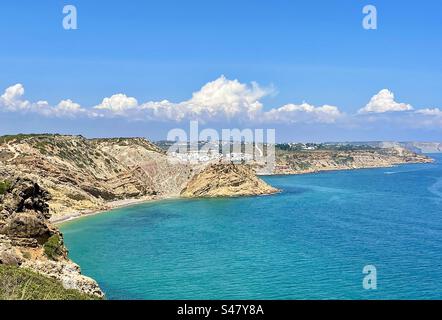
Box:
[273,146,433,175]
[0,176,103,298]
[181,163,279,198]
[0,135,194,220]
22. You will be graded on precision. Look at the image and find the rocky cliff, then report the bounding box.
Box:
[181,163,279,198]
[0,134,194,220]
[273,146,432,175]
[0,135,284,221]
[0,176,103,298]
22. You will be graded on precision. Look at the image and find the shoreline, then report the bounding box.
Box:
[53,159,434,226]
[52,196,176,225]
[264,163,432,176]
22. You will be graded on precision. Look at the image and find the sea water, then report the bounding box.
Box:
[60,154,442,299]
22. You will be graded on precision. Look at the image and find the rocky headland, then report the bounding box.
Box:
[181,163,279,198]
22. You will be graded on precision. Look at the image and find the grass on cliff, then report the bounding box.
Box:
[0,265,100,300]
[0,180,11,195]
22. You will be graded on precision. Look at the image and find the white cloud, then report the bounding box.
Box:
[103,76,340,124]
[359,89,413,114]
[415,108,442,117]
[52,99,85,117]
[140,100,187,122]
[94,94,138,114]
[263,103,342,124]
[1,83,24,102]
[184,75,268,119]
[138,75,271,122]
[0,78,345,124]
[0,83,30,110]
[6,79,442,129]
[90,75,273,122]
[0,83,86,117]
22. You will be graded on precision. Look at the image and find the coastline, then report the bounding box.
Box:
[53,158,435,225]
[263,158,434,176]
[52,196,175,225]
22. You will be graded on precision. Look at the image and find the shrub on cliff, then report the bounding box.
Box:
[0,180,11,195]
[43,235,64,261]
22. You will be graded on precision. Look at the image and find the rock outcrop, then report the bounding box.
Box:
[0,235,22,266]
[0,177,54,241]
[0,176,103,298]
[181,163,279,198]
[21,259,103,297]
[0,135,194,220]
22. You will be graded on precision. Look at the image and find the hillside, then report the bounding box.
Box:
[0,265,100,300]
[0,134,194,220]
[273,144,432,175]
[181,163,279,198]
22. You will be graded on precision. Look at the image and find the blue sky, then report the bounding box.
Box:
[1,0,442,142]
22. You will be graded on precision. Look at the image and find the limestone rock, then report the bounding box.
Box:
[1,212,52,243]
[181,163,279,198]
[0,235,22,266]
[0,177,51,218]
[0,175,103,298]
[22,259,104,298]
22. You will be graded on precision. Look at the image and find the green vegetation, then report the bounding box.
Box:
[43,235,64,261]
[332,155,355,165]
[0,180,11,195]
[297,162,312,170]
[0,134,60,145]
[0,265,100,300]
[34,141,49,155]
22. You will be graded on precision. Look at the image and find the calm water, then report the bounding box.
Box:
[60,154,442,299]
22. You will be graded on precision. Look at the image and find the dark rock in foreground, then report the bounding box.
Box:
[0,176,103,298]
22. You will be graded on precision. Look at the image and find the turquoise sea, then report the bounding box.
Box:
[60,154,442,299]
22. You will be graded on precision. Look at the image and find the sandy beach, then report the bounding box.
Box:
[51,196,173,225]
